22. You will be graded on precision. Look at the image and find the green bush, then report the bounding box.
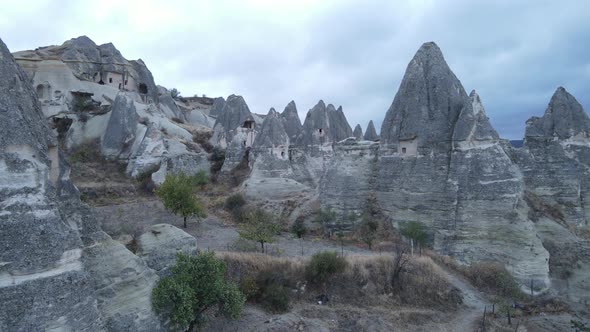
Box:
[225,193,246,221]
[259,283,289,313]
[465,262,523,298]
[291,219,307,239]
[152,252,245,330]
[191,170,209,188]
[239,276,259,301]
[305,251,347,284]
[255,269,290,313]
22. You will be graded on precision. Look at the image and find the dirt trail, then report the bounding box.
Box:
[436,266,488,332]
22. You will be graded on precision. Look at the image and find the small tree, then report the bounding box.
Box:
[156,173,206,228]
[401,221,427,255]
[291,218,307,255]
[238,208,280,253]
[359,214,378,250]
[314,208,336,235]
[170,88,181,98]
[152,252,245,331]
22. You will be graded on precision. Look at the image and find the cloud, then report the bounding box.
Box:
[1,0,588,139]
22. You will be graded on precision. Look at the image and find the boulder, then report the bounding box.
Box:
[137,224,197,272]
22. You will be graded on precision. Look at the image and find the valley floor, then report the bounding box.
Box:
[93,199,576,332]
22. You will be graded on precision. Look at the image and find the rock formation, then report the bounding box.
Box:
[280,101,303,142]
[101,93,139,159]
[513,87,590,307]
[137,224,198,272]
[363,120,379,141]
[353,124,363,140]
[297,101,353,147]
[0,37,165,331]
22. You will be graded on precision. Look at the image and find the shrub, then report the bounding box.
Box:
[358,214,378,249]
[259,283,289,313]
[465,262,523,298]
[210,147,226,174]
[401,221,428,254]
[68,140,101,163]
[229,237,259,252]
[170,88,181,98]
[291,219,307,239]
[255,268,291,313]
[239,276,259,301]
[156,172,206,228]
[225,193,246,221]
[191,170,208,188]
[305,251,347,284]
[152,252,245,330]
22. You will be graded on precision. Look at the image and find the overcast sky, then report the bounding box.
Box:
[1,0,589,139]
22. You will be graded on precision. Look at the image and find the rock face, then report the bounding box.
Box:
[0,37,164,331]
[137,224,197,272]
[208,97,225,118]
[514,87,590,307]
[353,124,363,140]
[363,120,379,141]
[375,42,549,284]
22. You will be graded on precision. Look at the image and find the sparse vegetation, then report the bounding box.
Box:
[68,140,102,163]
[358,214,378,250]
[305,251,347,285]
[401,221,428,255]
[291,219,307,239]
[156,172,206,228]
[152,252,245,331]
[170,88,181,99]
[209,147,226,175]
[238,208,280,252]
[313,208,336,233]
[225,193,246,221]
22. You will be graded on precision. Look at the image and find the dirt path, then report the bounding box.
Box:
[436,266,488,332]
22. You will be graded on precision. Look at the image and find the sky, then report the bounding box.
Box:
[1,0,589,139]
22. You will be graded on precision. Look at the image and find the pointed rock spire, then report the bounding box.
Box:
[209,97,226,118]
[254,107,289,147]
[280,100,302,142]
[380,41,473,148]
[364,120,379,141]
[525,87,590,139]
[353,124,363,139]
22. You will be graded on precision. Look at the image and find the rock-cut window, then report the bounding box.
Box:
[402,147,407,154]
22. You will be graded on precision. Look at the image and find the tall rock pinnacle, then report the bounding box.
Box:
[380,42,471,149]
[363,120,379,141]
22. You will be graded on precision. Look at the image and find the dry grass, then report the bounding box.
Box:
[218,252,461,312]
[430,253,523,299]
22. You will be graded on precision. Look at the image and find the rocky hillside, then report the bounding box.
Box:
[2,35,590,330]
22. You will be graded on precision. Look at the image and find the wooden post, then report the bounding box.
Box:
[492,303,495,315]
[507,306,511,326]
